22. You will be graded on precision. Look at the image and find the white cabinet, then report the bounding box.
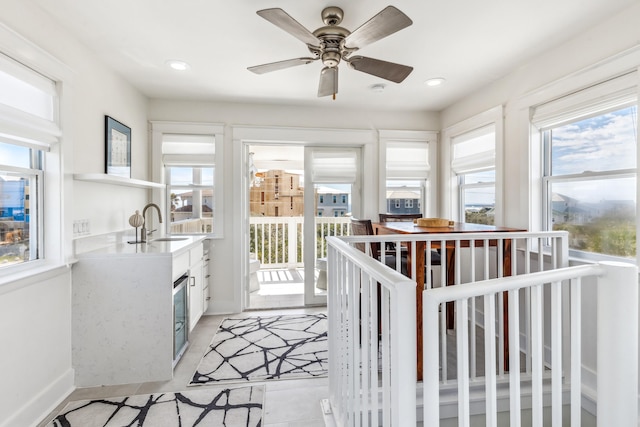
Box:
[188,243,204,332]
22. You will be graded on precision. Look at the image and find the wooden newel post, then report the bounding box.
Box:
[597,261,638,427]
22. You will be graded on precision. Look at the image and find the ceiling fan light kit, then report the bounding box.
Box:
[248,6,414,99]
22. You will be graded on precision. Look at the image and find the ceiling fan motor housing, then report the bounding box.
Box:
[313,25,350,67]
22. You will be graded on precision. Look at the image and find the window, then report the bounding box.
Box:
[154,124,224,237]
[319,195,324,203]
[164,134,214,234]
[0,144,42,267]
[535,75,637,258]
[309,148,358,221]
[384,140,429,215]
[451,124,496,224]
[0,52,61,273]
[442,106,502,224]
[459,170,496,225]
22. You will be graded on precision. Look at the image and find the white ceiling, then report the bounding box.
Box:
[33,0,637,112]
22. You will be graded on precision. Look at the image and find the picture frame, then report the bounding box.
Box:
[105,115,131,178]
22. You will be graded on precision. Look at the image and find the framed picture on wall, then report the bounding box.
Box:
[105,115,131,178]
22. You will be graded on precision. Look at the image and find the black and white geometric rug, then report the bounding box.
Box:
[47,385,264,427]
[190,313,328,385]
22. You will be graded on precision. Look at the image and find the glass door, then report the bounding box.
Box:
[246,145,306,309]
[243,144,361,308]
[303,148,361,305]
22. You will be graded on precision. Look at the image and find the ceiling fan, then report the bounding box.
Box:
[247,6,414,99]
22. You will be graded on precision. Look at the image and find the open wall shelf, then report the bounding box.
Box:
[73,173,165,189]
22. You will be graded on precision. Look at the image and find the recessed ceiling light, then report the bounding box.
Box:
[425,77,446,87]
[370,83,386,93]
[165,60,191,71]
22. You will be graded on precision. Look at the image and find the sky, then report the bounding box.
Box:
[550,105,637,203]
[552,106,637,174]
[0,142,30,168]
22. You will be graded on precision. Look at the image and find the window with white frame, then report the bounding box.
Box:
[385,141,429,215]
[0,52,60,272]
[533,73,638,259]
[310,148,357,218]
[451,124,496,224]
[163,134,216,235]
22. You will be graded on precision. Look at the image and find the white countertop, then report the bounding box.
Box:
[76,235,206,258]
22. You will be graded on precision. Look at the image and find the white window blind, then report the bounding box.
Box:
[0,53,59,151]
[310,149,358,183]
[451,124,496,174]
[162,133,215,166]
[532,71,638,130]
[386,141,430,179]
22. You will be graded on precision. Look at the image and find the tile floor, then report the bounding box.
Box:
[38,306,330,427]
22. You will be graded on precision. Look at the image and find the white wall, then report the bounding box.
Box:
[149,100,439,313]
[440,1,640,406]
[0,2,150,426]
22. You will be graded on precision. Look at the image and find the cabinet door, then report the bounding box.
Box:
[203,256,211,313]
[189,259,204,332]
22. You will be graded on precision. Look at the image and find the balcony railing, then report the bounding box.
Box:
[249,216,350,268]
[169,218,212,234]
[169,216,350,269]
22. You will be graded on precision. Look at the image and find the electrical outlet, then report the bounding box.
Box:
[73,219,91,236]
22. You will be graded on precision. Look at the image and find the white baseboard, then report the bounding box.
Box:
[1,368,75,427]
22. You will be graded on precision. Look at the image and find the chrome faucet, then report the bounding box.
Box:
[140,203,163,243]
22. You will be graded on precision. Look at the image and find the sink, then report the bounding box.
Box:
[150,237,189,242]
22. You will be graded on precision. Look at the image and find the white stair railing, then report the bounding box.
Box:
[422,261,638,427]
[326,236,416,426]
[326,230,638,426]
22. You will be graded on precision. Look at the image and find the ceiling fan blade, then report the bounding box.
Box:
[348,56,413,83]
[257,8,321,47]
[344,6,412,49]
[318,67,338,98]
[248,57,317,74]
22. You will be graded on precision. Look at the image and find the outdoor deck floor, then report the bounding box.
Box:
[248,267,326,310]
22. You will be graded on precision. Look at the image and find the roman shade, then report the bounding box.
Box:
[310,149,358,183]
[451,124,496,174]
[162,133,215,166]
[532,71,638,130]
[0,52,59,151]
[386,141,430,179]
